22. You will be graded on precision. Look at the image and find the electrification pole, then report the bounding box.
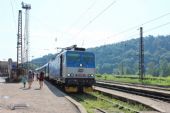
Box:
[139,27,144,80]
[121,42,124,75]
[17,10,22,68]
[22,2,31,72]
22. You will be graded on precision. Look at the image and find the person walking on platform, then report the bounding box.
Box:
[32,72,35,80]
[21,75,27,88]
[36,73,39,81]
[20,69,27,88]
[38,71,45,89]
[27,70,34,89]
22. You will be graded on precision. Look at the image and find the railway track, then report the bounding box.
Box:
[69,92,151,113]
[95,81,170,103]
[46,79,110,113]
[97,80,170,91]
[46,79,152,113]
[70,94,108,113]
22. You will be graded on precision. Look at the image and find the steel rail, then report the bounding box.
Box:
[95,81,170,103]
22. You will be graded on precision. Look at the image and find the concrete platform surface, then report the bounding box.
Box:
[0,78,81,113]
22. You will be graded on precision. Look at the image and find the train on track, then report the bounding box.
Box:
[36,45,96,92]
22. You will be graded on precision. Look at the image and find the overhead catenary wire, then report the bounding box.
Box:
[30,0,117,49]
[106,12,170,40]
[15,0,169,54]
[30,0,97,43]
[66,0,97,33]
[9,0,17,32]
[145,21,170,34]
[126,21,170,39]
[75,0,117,37]
[90,12,170,46]
[24,0,118,50]
[88,20,170,48]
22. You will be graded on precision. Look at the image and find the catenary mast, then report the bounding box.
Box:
[22,2,31,71]
[17,10,22,68]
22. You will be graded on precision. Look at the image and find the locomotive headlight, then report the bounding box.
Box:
[67,74,70,76]
[88,74,92,77]
[80,64,83,67]
[88,74,94,77]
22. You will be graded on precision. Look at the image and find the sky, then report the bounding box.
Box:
[0,0,170,61]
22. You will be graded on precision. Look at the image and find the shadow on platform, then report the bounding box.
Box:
[44,81,65,97]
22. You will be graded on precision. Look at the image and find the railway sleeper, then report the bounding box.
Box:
[94,90,154,113]
[96,95,139,113]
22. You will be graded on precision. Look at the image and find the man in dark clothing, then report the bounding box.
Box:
[38,71,45,89]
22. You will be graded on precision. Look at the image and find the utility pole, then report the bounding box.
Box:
[17,10,22,68]
[139,27,144,80]
[22,2,31,72]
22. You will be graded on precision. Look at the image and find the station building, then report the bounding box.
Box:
[0,60,17,77]
[0,61,8,76]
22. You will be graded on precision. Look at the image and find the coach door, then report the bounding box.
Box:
[60,55,63,77]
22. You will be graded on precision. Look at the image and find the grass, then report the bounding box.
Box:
[96,74,170,86]
[91,92,151,112]
[70,92,152,113]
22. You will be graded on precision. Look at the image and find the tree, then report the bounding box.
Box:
[159,59,169,77]
[147,62,155,75]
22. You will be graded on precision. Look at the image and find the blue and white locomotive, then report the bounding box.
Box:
[37,45,95,92]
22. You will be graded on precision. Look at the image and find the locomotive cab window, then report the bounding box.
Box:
[81,53,95,68]
[82,54,94,63]
[67,53,80,61]
[66,52,81,67]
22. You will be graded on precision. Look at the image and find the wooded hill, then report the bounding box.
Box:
[32,35,170,77]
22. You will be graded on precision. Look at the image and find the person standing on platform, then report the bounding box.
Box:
[38,71,45,89]
[20,69,27,88]
[27,70,34,89]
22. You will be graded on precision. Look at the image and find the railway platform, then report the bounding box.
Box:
[0,77,86,113]
[94,86,170,113]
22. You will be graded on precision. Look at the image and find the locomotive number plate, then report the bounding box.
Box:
[78,68,84,72]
